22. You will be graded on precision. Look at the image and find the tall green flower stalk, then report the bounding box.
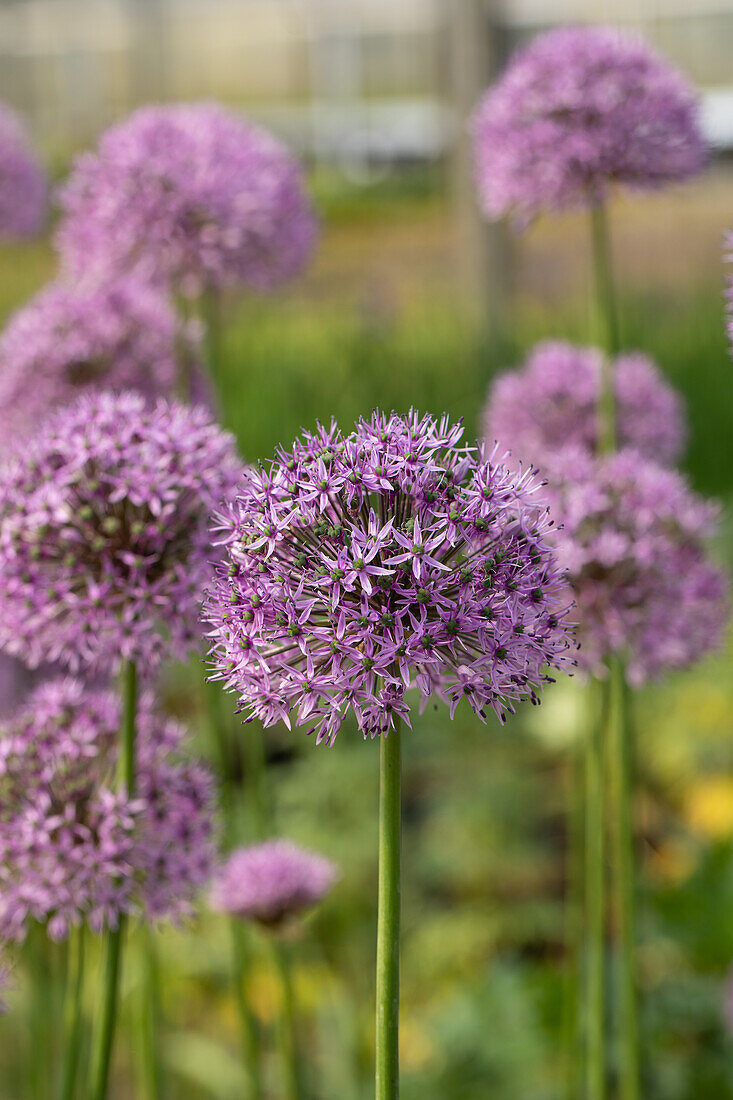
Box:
[59,925,86,1100]
[375,718,402,1100]
[88,659,138,1100]
[589,199,639,1100]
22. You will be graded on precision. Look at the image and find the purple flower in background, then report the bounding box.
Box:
[57,102,317,298]
[484,341,686,467]
[0,391,242,673]
[473,26,706,223]
[210,840,337,927]
[0,105,47,238]
[204,411,575,744]
[0,278,208,451]
[0,678,215,941]
[541,447,727,684]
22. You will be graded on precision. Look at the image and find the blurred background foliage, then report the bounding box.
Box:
[0,98,732,1100]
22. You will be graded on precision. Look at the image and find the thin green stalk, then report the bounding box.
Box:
[272,938,302,1100]
[562,733,585,1100]
[231,923,263,1100]
[204,677,264,1097]
[138,926,163,1100]
[589,197,640,1100]
[201,286,223,392]
[609,659,639,1100]
[585,682,606,1100]
[59,925,86,1100]
[589,201,621,452]
[375,718,402,1100]
[28,925,53,1100]
[87,659,138,1100]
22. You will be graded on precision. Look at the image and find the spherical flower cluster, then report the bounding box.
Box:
[473,26,706,223]
[204,411,575,744]
[484,341,686,467]
[0,278,206,450]
[210,840,338,927]
[541,447,727,684]
[57,102,317,297]
[0,391,242,673]
[0,678,215,941]
[0,104,47,238]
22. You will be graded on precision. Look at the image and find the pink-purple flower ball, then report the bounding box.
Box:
[0,678,215,941]
[204,411,575,744]
[0,277,206,451]
[57,102,317,298]
[0,105,47,238]
[541,447,727,684]
[210,840,337,927]
[484,341,686,467]
[473,26,706,223]
[0,391,242,673]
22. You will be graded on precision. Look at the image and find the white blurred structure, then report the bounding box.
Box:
[0,0,730,156]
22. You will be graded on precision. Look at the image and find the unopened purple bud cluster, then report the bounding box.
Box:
[0,678,215,942]
[205,411,575,744]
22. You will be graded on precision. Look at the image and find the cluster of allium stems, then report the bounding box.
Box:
[205,411,575,744]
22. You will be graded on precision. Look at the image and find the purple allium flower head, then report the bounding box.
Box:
[57,102,317,298]
[0,678,215,941]
[204,410,575,744]
[0,391,242,673]
[0,277,207,451]
[541,447,727,684]
[210,840,337,927]
[473,26,706,223]
[484,341,686,467]
[0,105,47,238]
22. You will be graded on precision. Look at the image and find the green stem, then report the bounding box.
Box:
[138,925,163,1100]
[585,682,606,1100]
[272,938,302,1100]
[202,286,223,393]
[88,660,138,1100]
[375,719,402,1100]
[609,659,639,1100]
[562,733,585,1100]
[59,925,86,1100]
[231,923,263,1100]
[589,201,621,452]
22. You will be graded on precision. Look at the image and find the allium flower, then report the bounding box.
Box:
[204,411,575,744]
[541,447,727,684]
[484,341,686,467]
[473,26,706,223]
[0,278,207,450]
[210,840,337,926]
[0,678,215,941]
[57,102,317,297]
[0,391,242,672]
[0,105,47,238]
